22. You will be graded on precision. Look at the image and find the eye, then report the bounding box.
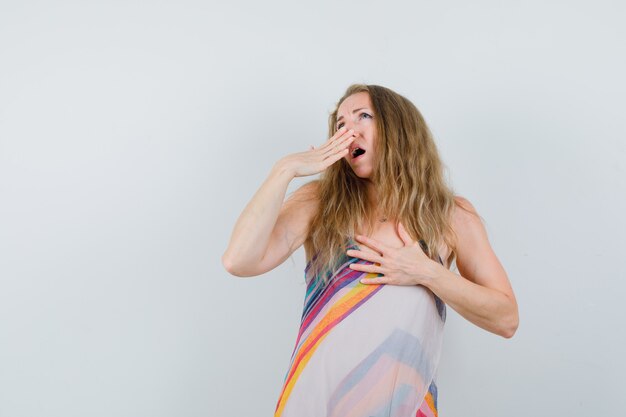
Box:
[336,113,373,131]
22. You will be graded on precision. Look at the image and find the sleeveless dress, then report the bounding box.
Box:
[274,237,447,417]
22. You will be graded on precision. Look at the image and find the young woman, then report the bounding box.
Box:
[222,84,519,417]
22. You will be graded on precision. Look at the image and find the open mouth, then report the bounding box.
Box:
[351,147,366,159]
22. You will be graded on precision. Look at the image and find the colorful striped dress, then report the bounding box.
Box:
[274,237,446,417]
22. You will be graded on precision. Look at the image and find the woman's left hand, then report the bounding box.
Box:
[347,222,442,286]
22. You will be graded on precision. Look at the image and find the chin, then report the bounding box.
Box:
[351,168,372,179]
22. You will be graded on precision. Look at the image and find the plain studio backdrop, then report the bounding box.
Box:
[1,1,624,416]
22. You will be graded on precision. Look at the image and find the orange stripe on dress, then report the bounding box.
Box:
[274,274,382,416]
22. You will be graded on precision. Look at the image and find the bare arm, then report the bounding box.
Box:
[423,196,519,338]
[221,126,356,277]
[221,162,295,276]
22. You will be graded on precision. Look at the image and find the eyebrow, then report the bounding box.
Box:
[336,108,369,124]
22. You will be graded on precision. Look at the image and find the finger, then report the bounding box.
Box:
[321,135,354,158]
[321,134,353,159]
[418,239,429,255]
[397,222,414,246]
[360,276,388,284]
[350,239,379,256]
[346,249,384,265]
[320,128,354,152]
[349,262,385,275]
[322,135,354,159]
[355,234,390,256]
[321,127,348,148]
[322,148,350,167]
[333,126,348,137]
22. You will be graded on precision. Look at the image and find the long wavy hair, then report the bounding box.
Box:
[304,84,466,286]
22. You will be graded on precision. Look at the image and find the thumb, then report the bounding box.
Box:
[397,222,413,246]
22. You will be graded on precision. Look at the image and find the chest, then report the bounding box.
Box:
[354,221,451,268]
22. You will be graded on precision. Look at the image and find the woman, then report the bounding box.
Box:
[222,84,519,417]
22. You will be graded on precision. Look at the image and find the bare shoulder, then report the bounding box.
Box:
[452,195,482,226]
[277,179,321,248]
[433,196,475,267]
[285,179,321,207]
[450,195,515,300]
[450,195,488,260]
[296,179,320,196]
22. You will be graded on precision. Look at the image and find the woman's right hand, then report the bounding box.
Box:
[277,127,356,178]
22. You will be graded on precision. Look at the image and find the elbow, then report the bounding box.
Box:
[496,294,519,339]
[501,325,517,339]
[222,252,261,277]
[222,253,246,277]
[500,312,519,339]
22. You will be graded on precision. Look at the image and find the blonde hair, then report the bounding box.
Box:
[304,84,467,285]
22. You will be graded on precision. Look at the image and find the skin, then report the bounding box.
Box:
[335,92,520,339]
[222,123,355,277]
[335,91,379,205]
[224,91,519,338]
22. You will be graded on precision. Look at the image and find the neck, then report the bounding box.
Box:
[365,181,377,205]
[364,183,388,222]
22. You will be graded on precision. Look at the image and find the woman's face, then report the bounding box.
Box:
[336,92,377,179]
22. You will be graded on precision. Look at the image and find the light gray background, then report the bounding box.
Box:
[1,1,624,416]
